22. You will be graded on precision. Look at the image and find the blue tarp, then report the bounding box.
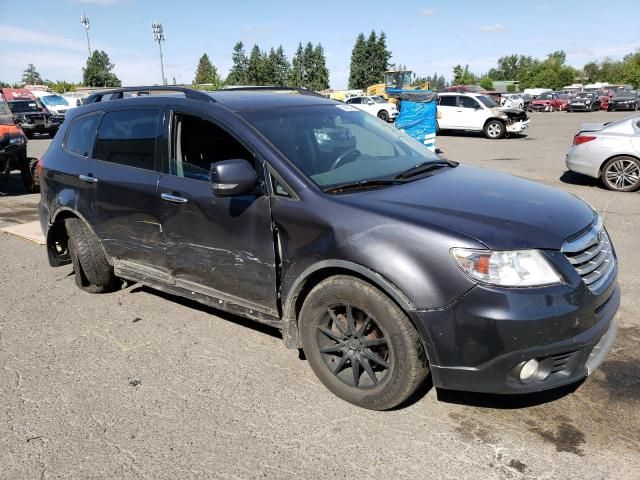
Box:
[395,92,437,151]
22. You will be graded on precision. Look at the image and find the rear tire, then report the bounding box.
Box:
[601,156,640,192]
[65,218,119,293]
[484,120,505,139]
[20,157,39,193]
[300,275,429,410]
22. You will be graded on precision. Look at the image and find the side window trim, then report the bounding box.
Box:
[62,110,103,159]
[267,164,299,201]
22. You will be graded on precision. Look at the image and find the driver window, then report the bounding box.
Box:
[170,113,254,181]
[458,96,479,109]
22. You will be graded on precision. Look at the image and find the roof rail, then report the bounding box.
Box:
[221,86,325,98]
[83,86,216,104]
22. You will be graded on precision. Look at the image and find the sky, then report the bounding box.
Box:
[1,0,639,89]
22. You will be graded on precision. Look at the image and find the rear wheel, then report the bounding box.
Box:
[484,120,505,139]
[300,276,429,410]
[601,156,640,192]
[65,218,120,293]
[20,157,39,193]
[377,110,389,122]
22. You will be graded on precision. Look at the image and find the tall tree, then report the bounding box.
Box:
[21,64,43,85]
[272,46,291,86]
[82,51,121,87]
[309,44,330,91]
[226,41,249,85]
[348,33,367,89]
[302,42,315,87]
[290,43,305,87]
[193,53,222,88]
[246,44,266,85]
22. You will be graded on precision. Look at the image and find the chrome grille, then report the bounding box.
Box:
[562,218,615,293]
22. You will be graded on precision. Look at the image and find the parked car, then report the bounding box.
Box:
[568,92,601,112]
[31,90,74,127]
[597,89,616,111]
[437,92,529,139]
[40,86,619,410]
[566,114,640,192]
[500,94,524,109]
[529,92,569,112]
[0,93,38,192]
[344,95,398,122]
[1,88,56,138]
[607,90,639,111]
[519,93,533,110]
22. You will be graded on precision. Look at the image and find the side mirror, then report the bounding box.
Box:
[210,159,258,196]
[367,101,374,105]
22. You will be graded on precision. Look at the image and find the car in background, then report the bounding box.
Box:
[529,92,569,112]
[608,90,639,111]
[501,94,524,109]
[437,92,529,139]
[597,89,616,111]
[566,114,640,192]
[30,90,73,131]
[568,92,601,112]
[519,93,533,110]
[0,93,38,192]
[344,95,398,122]
[1,88,56,138]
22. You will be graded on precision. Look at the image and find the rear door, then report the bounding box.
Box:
[88,108,168,276]
[437,95,458,128]
[156,106,278,315]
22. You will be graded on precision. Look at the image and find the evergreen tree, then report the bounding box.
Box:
[82,51,121,87]
[302,42,315,87]
[348,33,367,89]
[193,53,222,88]
[21,64,43,85]
[309,44,330,91]
[246,44,266,85]
[226,41,249,85]
[272,46,291,86]
[290,43,305,87]
[373,32,391,84]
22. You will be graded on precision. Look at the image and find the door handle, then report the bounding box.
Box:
[79,174,98,184]
[161,193,188,204]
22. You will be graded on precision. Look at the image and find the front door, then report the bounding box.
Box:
[456,95,485,129]
[157,107,278,315]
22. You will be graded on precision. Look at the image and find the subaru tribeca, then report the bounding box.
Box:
[38,86,619,410]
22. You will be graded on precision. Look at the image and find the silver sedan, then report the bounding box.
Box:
[566,114,640,192]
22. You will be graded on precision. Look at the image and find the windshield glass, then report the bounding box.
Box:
[242,105,441,189]
[476,95,497,108]
[40,94,69,107]
[8,101,41,113]
[371,96,387,104]
[576,92,593,98]
[538,93,553,100]
[614,90,636,98]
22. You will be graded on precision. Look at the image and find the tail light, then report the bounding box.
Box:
[37,157,44,178]
[573,134,596,145]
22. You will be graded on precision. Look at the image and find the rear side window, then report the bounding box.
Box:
[439,96,456,107]
[64,113,101,157]
[348,97,362,104]
[93,109,159,170]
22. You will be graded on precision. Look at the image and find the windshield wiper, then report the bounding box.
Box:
[395,159,458,179]
[322,179,404,193]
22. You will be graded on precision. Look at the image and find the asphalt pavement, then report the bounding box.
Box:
[0,112,639,479]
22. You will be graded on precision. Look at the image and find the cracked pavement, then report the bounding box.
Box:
[1,111,639,479]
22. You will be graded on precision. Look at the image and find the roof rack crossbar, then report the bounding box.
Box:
[83,86,216,104]
[222,86,325,98]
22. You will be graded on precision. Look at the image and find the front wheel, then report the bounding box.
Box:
[300,276,429,410]
[601,156,640,192]
[377,110,389,122]
[484,120,505,139]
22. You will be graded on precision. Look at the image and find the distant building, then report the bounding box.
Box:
[492,81,520,93]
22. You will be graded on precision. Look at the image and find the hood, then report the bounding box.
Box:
[337,165,595,250]
[490,107,527,120]
[572,97,593,103]
[531,99,551,104]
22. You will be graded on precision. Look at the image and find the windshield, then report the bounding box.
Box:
[40,94,69,107]
[538,93,553,100]
[371,96,387,104]
[241,105,441,189]
[614,90,636,98]
[476,95,498,108]
[8,101,41,113]
[576,92,594,98]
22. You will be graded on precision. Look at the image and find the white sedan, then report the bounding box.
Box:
[566,114,640,191]
[345,95,398,122]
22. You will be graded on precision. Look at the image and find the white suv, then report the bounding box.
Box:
[437,92,529,139]
[345,95,398,122]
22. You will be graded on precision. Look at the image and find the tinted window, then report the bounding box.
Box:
[64,113,101,157]
[439,95,456,107]
[93,109,159,170]
[458,96,479,109]
[348,97,362,104]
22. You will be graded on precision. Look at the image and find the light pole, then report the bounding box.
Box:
[80,13,91,58]
[151,21,166,86]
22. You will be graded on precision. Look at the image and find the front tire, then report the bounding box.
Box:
[65,218,119,293]
[377,110,389,122]
[484,120,505,139]
[300,276,429,410]
[601,156,640,192]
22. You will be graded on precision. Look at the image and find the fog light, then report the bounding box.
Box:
[519,359,539,382]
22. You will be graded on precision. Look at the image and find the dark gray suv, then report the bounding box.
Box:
[38,86,619,410]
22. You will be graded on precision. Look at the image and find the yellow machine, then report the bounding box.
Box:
[367,70,431,103]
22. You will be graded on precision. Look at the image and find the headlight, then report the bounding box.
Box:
[9,135,25,145]
[451,248,562,287]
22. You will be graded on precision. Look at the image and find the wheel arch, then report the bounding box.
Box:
[598,153,640,178]
[281,260,415,349]
[47,208,108,267]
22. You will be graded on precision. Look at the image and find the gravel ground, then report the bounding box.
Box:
[0,111,639,479]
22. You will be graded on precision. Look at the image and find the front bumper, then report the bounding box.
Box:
[506,119,529,133]
[409,266,619,394]
[569,103,592,111]
[609,102,637,110]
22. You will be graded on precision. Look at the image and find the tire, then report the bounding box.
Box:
[591,103,599,112]
[65,218,119,293]
[377,110,389,122]
[300,275,429,410]
[483,120,505,139]
[601,156,640,192]
[24,131,34,139]
[20,157,39,193]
